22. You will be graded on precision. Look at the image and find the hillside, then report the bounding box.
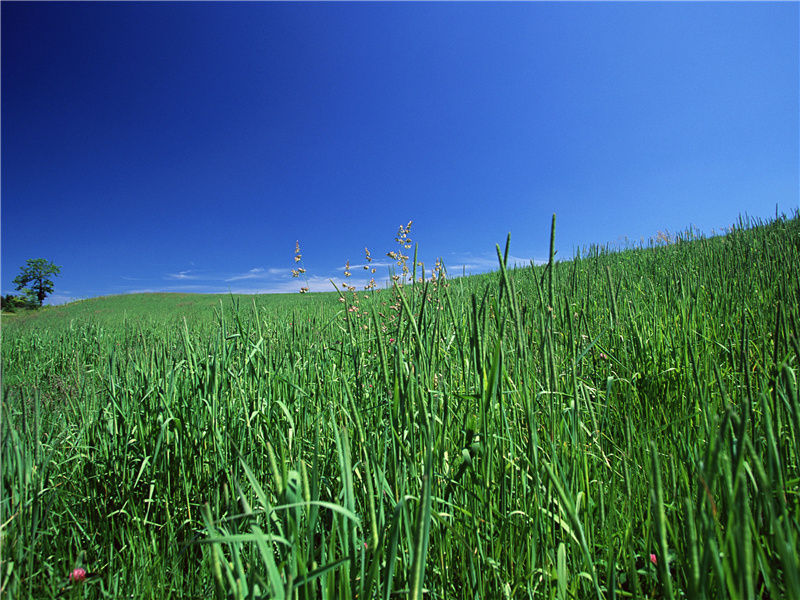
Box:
[2,213,799,599]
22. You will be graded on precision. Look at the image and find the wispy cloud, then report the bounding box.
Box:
[128,284,216,294]
[265,274,384,294]
[346,260,394,270]
[165,269,201,280]
[225,267,291,282]
[45,293,79,306]
[225,267,265,282]
[445,253,545,274]
[125,254,539,299]
[125,276,339,296]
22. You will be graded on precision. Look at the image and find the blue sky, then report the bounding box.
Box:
[2,2,797,305]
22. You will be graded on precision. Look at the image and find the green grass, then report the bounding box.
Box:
[2,212,799,599]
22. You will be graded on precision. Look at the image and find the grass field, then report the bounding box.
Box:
[2,213,799,599]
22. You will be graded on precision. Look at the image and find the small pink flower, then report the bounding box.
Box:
[389,338,395,343]
[70,568,87,583]
[599,353,608,361]
[649,553,657,565]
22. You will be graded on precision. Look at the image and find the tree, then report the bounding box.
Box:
[13,258,61,307]
[1,293,37,312]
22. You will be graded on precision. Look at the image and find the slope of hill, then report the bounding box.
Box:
[2,213,799,599]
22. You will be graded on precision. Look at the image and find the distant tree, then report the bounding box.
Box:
[1,294,19,312]
[13,258,61,307]
[1,293,37,312]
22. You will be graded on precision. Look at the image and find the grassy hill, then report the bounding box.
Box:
[2,213,799,599]
[2,290,338,330]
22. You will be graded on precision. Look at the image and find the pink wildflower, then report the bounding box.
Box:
[649,553,657,565]
[70,568,87,583]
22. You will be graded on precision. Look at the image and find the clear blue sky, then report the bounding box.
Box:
[2,2,798,304]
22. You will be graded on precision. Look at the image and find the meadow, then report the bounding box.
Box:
[2,213,799,599]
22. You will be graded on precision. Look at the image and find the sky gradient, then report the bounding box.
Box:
[2,2,798,304]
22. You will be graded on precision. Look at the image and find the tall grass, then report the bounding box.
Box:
[2,212,799,599]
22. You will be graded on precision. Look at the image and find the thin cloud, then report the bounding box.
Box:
[128,284,215,293]
[250,274,385,295]
[126,253,542,299]
[225,267,289,281]
[125,264,413,297]
[346,260,394,270]
[124,278,332,296]
[225,268,266,282]
[165,270,201,280]
[45,293,78,306]
[446,253,545,274]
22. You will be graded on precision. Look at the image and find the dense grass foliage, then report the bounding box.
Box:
[3,214,799,599]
